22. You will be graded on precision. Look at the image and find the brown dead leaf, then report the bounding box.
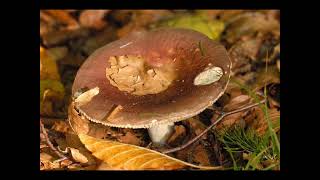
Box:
[215,112,245,131]
[223,95,251,111]
[251,65,280,91]
[44,10,79,30]
[244,107,280,136]
[213,95,251,131]
[167,125,187,146]
[118,131,142,146]
[78,133,222,170]
[60,159,73,168]
[225,85,243,100]
[52,120,70,134]
[193,144,210,166]
[69,147,89,163]
[79,10,110,30]
[40,152,60,170]
[225,12,279,43]
[117,10,172,38]
[228,38,263,74]
[187,117,207,136]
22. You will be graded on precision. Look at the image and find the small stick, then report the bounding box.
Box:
[161,99,266,154]
[40,119,69,159]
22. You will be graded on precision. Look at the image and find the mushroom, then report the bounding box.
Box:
[71,28,232,145]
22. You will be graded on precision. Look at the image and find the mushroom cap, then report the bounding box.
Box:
[72,28,232,128]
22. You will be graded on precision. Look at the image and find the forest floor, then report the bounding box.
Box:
[40,10,280,170]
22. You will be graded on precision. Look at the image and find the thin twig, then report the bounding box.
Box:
[161,99,266,154]
[40,119,69,159]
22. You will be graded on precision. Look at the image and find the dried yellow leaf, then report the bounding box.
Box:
[78,133,222,170]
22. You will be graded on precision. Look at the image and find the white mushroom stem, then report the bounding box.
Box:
[147,122,175,145]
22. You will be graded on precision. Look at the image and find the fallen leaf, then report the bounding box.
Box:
[225,12,279,43]
[117,10,172,38]
[118,131,143,146]
[251,65,280,91]
[167,125,187,146]
[47,46,68,61]
[40,81,65,116]
[59,159,73,168]
[193,144,210,166]
[186,117,207,136]
[215,112,246,131]
[154,15,225,40]
[223,95,251,112]
[78,133,222,170]
[228,38,263,74]
[244,107,280,136]
[79,10,110,30]
[40,46,61,80]
[40,152,60,170]
[69,147,89,163]
[40,152,54,162]
[44,10,79,29]
[42,28,90,47]
[52,120,70,133]
[97,162,120,170]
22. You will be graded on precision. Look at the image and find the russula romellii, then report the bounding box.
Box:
[71,28,232,145]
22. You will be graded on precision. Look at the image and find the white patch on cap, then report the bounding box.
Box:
[75,87,100,107]
[193,66,223,86]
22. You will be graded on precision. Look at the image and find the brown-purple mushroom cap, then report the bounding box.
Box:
[72,28,231,129]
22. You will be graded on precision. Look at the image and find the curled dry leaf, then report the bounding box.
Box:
[78,133,222,170]
[69,147,89,163]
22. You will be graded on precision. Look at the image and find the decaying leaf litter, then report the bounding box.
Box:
[40,10,280,170]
